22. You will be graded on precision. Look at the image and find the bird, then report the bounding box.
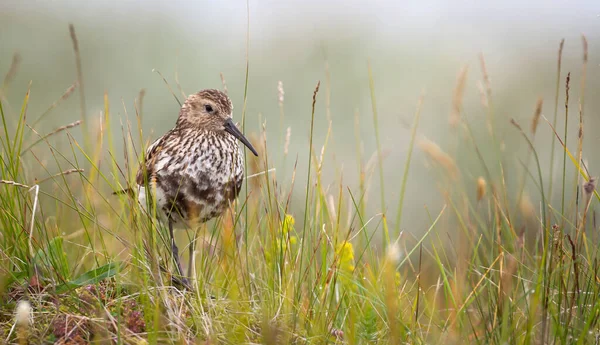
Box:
[130,89,258,288]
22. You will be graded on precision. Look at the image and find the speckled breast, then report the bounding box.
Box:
[151,131,244,227]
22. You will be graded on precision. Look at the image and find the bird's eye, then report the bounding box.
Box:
[204,104,214,113]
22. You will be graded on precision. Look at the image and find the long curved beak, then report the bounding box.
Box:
[224,119,258,156]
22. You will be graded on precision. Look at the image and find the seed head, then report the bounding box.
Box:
[386,242,402,266]
[449,66,468,128]
[277,81,285,105]
[15,300,31,326]
[519,194,536,220]
[530,97,543,135]
[284,127,291,155]
[476,177,486,201]
[418,138,459,180]
[584,177,596,196]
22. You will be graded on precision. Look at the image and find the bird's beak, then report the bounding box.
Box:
[224,119,258,156]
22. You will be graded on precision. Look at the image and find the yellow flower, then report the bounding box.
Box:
[281,214,295,235]
[280,214,297,248]
[267,214,298,266]
[335,241,356,292]
[335,241,355,273]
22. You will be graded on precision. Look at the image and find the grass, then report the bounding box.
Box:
[0,27,599,344]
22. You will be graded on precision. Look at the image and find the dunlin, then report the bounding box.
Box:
[133,89,257,287]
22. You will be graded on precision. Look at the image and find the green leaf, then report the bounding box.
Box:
[34,237,70,279]
[55,262,121,294]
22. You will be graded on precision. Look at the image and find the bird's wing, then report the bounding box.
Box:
[135,129,174,186]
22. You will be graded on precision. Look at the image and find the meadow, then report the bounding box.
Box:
[0,25,599,344]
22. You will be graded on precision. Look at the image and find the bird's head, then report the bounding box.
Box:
[177,89,258,156]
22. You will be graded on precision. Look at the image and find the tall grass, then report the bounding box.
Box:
[0,28,599,345]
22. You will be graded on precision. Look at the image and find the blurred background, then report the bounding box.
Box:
[1,0,599,238]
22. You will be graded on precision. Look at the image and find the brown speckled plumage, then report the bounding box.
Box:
[137,127,243,224]
[135,89,257,288]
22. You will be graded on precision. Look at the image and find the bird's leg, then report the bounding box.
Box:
[169,219,190,289]
[187,226,201,279]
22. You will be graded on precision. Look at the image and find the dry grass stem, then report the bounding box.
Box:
[449,66,468,128]
[220,72,228,95]
[35,168,85,184]
[0,180,30,189]
[31,83,78,127]
[2,53,21,88]
[23,120,83,153]
[69,24,87,125]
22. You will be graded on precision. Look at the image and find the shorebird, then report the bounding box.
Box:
[132,89,257,287]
